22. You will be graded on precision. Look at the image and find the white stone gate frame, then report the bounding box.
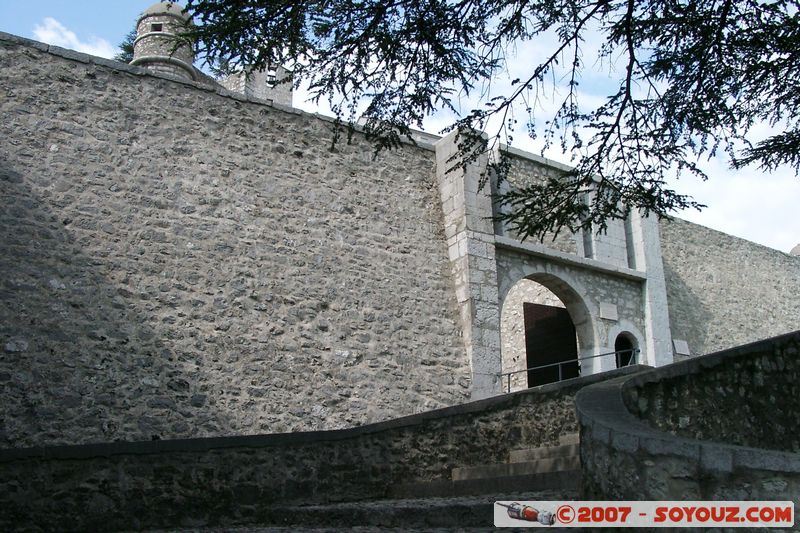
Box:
[500,279,566,392]
[495,242,651,357]
[435,131,674,399]
[498,273,595,393]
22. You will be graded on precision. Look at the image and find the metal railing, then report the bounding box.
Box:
[498,348,640,393]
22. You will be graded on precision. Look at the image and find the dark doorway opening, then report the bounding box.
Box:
[524,303,579,387]
[614,334,635,368]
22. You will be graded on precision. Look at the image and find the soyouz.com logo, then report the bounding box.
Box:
[493,501,794,528]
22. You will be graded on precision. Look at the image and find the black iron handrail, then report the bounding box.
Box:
[499,348,640,393]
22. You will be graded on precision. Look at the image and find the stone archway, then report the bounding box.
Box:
[499,272,596,392]
[607,321,645,368]
[614,333,636,367]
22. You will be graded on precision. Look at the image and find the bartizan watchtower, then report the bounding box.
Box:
[131,2,196,81]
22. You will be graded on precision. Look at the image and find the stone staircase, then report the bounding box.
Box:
[153,434,582,531]
[248,490,574,530]
[390,432,581,500]
[148,491,577,532]
[454,433,580,483]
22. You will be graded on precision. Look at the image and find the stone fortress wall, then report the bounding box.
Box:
[1,26,799,451]
[660,218,800,358]
[0,33,469,448]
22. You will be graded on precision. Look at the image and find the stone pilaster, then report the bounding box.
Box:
[435,131,502,399]
[629,210,673,366]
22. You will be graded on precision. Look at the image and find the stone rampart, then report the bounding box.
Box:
[660,218,800,357]
[577,331,800,505]
[625,331,800,453]
[0,367,641,531]
[0,32,468,448]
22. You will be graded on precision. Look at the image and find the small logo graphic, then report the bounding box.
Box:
[556,504,576,524]
[496,502,555,525]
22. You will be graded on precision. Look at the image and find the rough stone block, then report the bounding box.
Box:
[641,436,700,460]
[699,445,733,473]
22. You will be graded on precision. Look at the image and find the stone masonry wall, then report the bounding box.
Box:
[497,152,579,254]
[660,218,800,357]
[0,367,640,531]
[625,333,800,453]
[0,34,469,448]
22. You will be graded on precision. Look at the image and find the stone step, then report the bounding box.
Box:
[262,492,554,529]
[559,432,580,445]
[146,490,578,531]
[389,469,580,499]
[508,442,579,463]
[452,456,580,481]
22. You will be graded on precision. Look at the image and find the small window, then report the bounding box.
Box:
[151,23,163,32]
[266,69,277,88]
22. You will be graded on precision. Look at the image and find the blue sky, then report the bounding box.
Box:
[0,1,145,55]
[1,1,798,253]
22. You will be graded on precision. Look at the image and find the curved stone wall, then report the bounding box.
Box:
[0,367,640,531]
[577,331,800,504]
[625,333,800,453]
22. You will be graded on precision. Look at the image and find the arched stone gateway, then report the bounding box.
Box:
[500,275,595,392]
[435,130,674,399]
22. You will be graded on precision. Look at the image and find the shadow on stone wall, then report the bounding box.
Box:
[661,262,710,357]
[0,159,215,447]
[1,33,475,441]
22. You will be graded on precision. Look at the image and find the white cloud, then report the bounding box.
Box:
[33,17,116,59]
[670,157,800,254]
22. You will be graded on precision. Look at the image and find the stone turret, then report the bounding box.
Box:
[131,2,196,81]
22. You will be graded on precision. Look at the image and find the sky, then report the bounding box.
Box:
[1,0,798,254]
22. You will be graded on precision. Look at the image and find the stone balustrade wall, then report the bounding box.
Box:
[578,331,800,506]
